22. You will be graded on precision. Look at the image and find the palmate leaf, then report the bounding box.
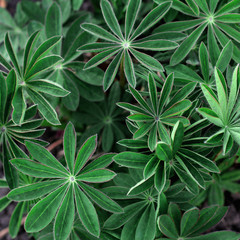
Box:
[9,122,121,239]
[1,31,68,125]
[80,0,175,90]
[25,184,69,233]
[156,0,240,65]
[199,65,240,153]
[120,73,192,151]
[157,205,238,239]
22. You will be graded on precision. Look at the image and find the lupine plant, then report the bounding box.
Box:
[0,0,240,240]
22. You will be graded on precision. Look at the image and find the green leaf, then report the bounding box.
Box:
[121,213,141,240]
[54,184,75,240]
[64,31,97,63]
[215,68,228,114]
[103,51,123,91]
[188,231,240,240]
[64,122,76,174]
[8,179,66,201]
[168,203,181,233]
[21,0,45,23]
[78,181,123,213]
[215,14,240,23]
[73,0,83,10]
[229,127,240,145]
[74,184,100,237]
[208,184,224,206]
[25,141,68,174]
[0,53,12,70]
[128,114,153,122]
[171,121,184,155]
[216,40,233,72]
[134,122,154,139]
[5,33,21,76]
[0,196,11,212]
[114,152,150,169]
[25,55,63,81]
[104,201,146,229]
[23,31,41,74]
[200,84,222,119]
[161,100,192,118]
[130,2,172,40]
[132,40,178,51]
[61,71,79,111]
[124,50,136,88]
[173,164,199,194]
[0,7,16,28]
[130,48,163,71]
[144,156,159,179]
[81,154,114,174]
[148,123,158,151]
[197,107,223,127]
[27,79,69,97]
[180,208,199,236]
[148,73,158,113]
[9,202,25,238]
[0,72,7,123]
[170,23,207,65]
[101,0,124,40]
[81,23,120,43]
[25,184,68,232]
[74,135,97,175]
[156,142,172,161]
[135,204,156,240]
[217,22,240,44]
[128,177,154,196]
[199,42,209,83]
[189,206,227,235]
[228,65,240,114]
[154,161,166,193]
[2,139,18,189]
[84,48,120,70]
[158,215,179,239]
[215,0,240,16]
[45,2,62,54]
[186,0,199,15]
[159,73,174,112]
[25,36,62,74]
[207,26,220,67]
[155,19,203,32]
[129,85,153,114]
[11,158,68,178]
[194,0,209,14]
[118,139,147,149]
[179,148,220,173]
[5,69,16,121]
[125,0,141,39]
[77,169,116,183]
[79,42,118,53]
[26,88,60,125]
[12,87,26,125]
[158,121,171,145]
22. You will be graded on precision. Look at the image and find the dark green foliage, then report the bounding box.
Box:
[0,0,240,239]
